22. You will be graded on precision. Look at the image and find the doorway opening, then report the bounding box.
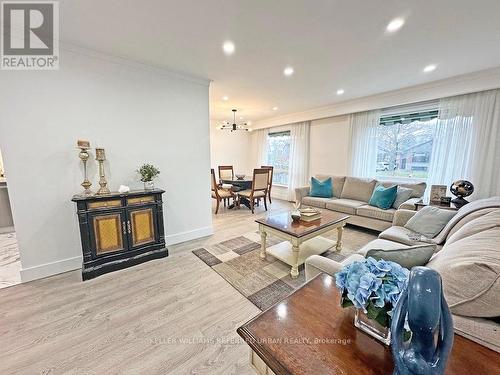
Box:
[0,148,21,288]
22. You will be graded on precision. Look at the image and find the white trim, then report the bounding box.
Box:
[165,225,214,246]
[20,256,82,283]
[60,42,212,87]
[253,66,500,129]
[0,226,15,234]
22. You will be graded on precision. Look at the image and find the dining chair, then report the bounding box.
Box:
[211,169,234,214]
[261,165,274,204]
[218,165,234,182]
[237,168,269,214]
[218,165,234,206]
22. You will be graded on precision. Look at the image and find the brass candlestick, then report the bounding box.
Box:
[77,140,92,195]
[95,148,110,195]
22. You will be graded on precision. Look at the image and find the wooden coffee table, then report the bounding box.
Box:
[256,210,349,279]
[237,273,500,375]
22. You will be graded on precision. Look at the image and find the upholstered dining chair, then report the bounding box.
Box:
[218,165,234,182]
[211,169,234,214]
[237,168,269,214]
[218,165,234,206]
[261,165,274,204]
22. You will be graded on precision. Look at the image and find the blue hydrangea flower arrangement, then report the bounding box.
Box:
[335,257,410,328]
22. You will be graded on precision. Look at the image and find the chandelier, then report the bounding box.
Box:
[218,109,251,132]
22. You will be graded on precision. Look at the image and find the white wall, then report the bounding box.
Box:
[0,48,212,282]
[209,123,251,175]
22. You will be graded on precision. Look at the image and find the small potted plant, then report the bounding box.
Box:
[137,164,160,190]
[335,257,409,345]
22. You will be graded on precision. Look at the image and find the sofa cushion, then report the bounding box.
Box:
[302,196,336,209]
[326,199,365,215]
[340,177,376,202]
[379,226,430,246]
[379,180,427,198]
[428,227,500,318]
[357,239,410,257]
[405,206,457,238]
[315,175,346,198]
[392,187,414,209]
[310,177,333,198]
[447,209,500,246]
[369,184,398,210]
[366,244,436,269]
[357,204,396,222]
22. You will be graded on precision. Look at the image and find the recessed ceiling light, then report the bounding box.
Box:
[239,116,244,120]
[272,106,278,111]
[283,67,294,76]
[336,89,345,95]
[423,64,437,73]
[386,18,405,33]
[222,96,229,101]
[222,41,235,55]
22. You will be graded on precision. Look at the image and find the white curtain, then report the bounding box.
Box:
[348,110,381,177]
[251,128,269,167]
[287,122,310,201]
[427,89,500,199]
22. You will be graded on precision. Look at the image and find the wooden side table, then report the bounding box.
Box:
[237,273,500,375]
[415,198,459,211]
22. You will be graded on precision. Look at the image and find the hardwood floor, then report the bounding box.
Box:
[0,199,292,374]
[0,232,21,289]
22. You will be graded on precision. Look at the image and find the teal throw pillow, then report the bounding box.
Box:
[310,177,333,198]
[369,184,398,210]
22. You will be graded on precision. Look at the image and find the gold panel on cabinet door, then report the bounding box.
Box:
[93,214,124,254]
[131,208,155,246]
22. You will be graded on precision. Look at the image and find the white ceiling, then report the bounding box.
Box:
[60,0,500,124]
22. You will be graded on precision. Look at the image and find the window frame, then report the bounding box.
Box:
[375,108,438,182]
[266,130,291,186]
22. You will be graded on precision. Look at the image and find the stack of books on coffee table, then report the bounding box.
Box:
[299,207,321,222]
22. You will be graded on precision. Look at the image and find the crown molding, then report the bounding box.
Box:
[253,66,500,129]
[59,41,212,87]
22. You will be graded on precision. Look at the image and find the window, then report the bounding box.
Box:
[266,130,291,185]
[376,110,438,179]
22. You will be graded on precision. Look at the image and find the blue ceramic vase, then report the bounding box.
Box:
[391,267,454,375]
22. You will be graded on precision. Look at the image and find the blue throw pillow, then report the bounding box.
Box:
[369,185,398,210]
[310,177,333,198]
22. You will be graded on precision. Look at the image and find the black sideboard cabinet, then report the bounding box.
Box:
[72,189,168,280]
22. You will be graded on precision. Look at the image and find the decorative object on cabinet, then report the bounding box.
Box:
[430,185,447,203]
[118,185,130,193]
[72,189,167,280]
[391,267,454,375]
[450,180,474,208]
[77,140,92,195]
[95,148,110,195]
[335,257,410,345]
[137,163,160,190]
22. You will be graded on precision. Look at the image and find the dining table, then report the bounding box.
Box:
[220,176,253,209]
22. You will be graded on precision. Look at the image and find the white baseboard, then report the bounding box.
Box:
[165,225,214,246]
[20,256,82,283]
[19,226,214,282]
[0,226,15,234]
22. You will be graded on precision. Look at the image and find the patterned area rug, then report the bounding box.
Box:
[192,225,378,311]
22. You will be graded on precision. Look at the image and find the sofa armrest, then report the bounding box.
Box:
[392,209,418,227]
[398,197,422,210]
[305,254,365,281]
[295,186,310,204]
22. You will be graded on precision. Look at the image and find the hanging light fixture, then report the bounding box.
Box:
[218,109,251,132]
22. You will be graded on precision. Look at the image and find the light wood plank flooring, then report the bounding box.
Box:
[0,199,293,374]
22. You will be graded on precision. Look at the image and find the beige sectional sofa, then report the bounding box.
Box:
[305,197,500,352]
[295,175,426,231]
